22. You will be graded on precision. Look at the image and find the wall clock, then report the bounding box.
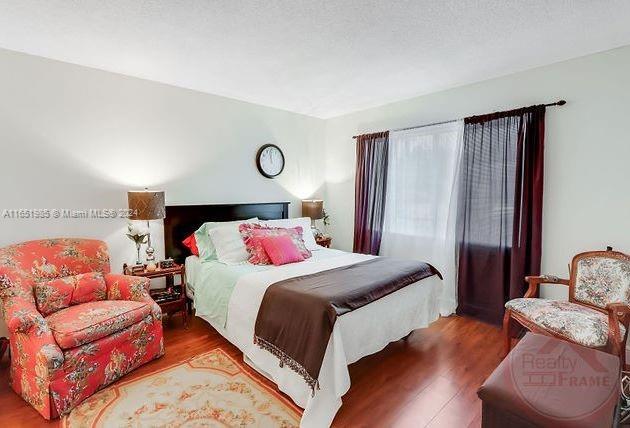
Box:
[256,144,285,178]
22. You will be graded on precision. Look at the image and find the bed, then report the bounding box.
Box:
[165,202,442,427]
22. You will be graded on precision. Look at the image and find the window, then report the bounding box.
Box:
[383,121,461,238]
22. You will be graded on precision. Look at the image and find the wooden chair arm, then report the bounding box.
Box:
[606,302,630,355]
[607,302,630,328]
[523,275,570,298]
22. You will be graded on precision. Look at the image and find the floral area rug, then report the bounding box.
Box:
[61,348,301,427]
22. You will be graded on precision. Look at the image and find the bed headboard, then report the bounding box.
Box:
[164,202,290,263]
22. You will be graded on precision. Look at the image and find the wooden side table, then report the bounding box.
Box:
[123,263,188,328]
[316,235,332,248]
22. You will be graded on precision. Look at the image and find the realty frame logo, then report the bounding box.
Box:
[508,336,618,421]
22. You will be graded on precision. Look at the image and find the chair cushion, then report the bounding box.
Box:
[505,298,625,348]
[46,300,151,349]
[57,315,155,379]
[34,272,107,316]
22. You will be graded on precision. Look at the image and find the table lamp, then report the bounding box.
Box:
[128,188,165,269]
[301,199,324,237]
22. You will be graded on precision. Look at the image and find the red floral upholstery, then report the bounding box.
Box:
[35,272,107,316]
[46,300,152,349]
[0,239,164,419]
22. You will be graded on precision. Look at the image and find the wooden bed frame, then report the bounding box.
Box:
[164,202,290,264]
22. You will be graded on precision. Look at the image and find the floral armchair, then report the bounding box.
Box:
[504,249,630,366]
[0,238,164,419]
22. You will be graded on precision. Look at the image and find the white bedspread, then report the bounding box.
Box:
[190,249,441,427]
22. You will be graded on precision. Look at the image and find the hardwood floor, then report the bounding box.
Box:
[0,314,503,427]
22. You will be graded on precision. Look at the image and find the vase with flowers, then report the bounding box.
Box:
[126,223,148,265]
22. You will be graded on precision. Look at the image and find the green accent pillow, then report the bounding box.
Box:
[194,218,258,261]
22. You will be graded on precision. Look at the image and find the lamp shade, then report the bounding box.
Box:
[128,189,165,220]
[302,199,323,220]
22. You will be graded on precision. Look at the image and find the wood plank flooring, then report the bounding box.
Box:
[0,314,503,427]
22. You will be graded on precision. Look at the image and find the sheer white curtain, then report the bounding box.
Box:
[379,121,463,316]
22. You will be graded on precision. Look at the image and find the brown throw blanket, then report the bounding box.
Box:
[254,257,442,392]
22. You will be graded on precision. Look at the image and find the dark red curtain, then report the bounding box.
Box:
[456,106,545,324]
[353,131,389,255]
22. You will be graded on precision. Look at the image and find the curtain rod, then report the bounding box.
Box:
[352,99,566,139]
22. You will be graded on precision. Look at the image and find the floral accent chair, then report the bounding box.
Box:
[0,239,164,419]
[504,249,630,366]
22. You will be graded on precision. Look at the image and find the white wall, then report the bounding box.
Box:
[2,45,629,339]
[0,48,326,336]
[324,46,630,299]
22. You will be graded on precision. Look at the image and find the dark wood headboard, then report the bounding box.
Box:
[164,202,290,263]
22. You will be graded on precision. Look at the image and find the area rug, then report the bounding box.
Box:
[61,348,301,427]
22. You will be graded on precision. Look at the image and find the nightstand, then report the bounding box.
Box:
[316,235,332,248]
[123,263,187,328]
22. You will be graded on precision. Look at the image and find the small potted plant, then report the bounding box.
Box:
[321,209,330,236]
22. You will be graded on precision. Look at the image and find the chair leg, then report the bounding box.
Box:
[618,342,627,371]
[502,310,513,357]
[607,336,627,370]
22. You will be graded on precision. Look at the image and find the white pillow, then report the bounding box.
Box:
[208,224,250,265]
[195,217,258,261]
[262,217,319,250]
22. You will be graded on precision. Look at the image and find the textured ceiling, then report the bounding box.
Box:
[1,1,629,118]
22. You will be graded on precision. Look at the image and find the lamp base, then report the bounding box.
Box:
[310,225,323,239]
[145,221,156,262]
[145,245,156,271]
[145,245,156,262]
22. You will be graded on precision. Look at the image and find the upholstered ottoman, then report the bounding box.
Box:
[478,332,620,427]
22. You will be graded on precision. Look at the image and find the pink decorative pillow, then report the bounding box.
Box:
[239,223,311,265]
[261,235,305,266]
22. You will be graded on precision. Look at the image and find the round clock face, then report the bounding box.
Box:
[256,144,285,178]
